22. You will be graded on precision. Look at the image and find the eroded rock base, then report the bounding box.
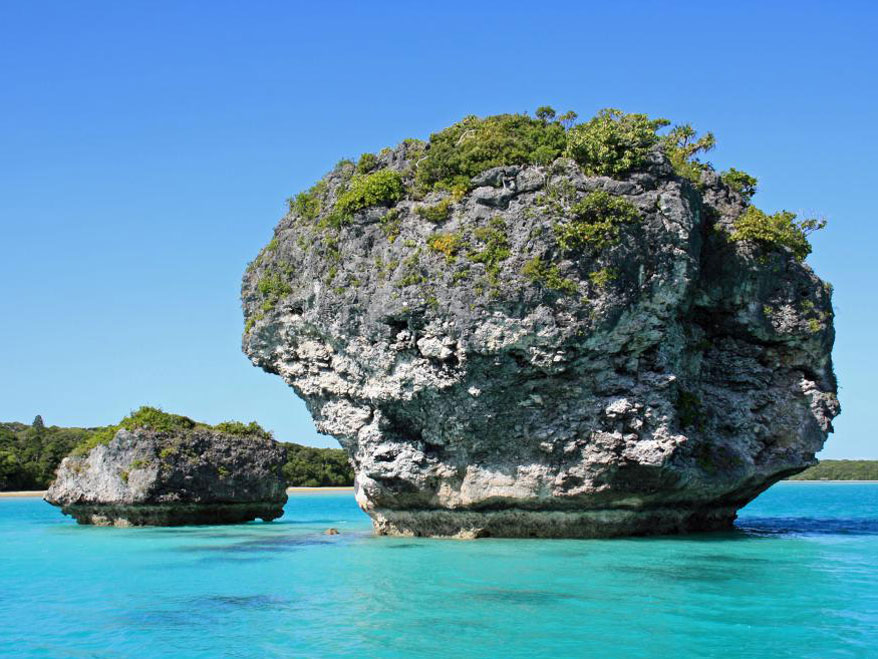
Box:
[58,502,286,527]
[370,507,738,539]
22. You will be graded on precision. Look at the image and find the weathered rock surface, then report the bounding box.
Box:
[241,140,839,538]
[45,428,288,526]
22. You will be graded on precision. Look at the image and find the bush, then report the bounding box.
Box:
[588,267,618,288]
[287,181,326,221]
[721,168,758,201]
[555,189,641,252]
[356,152,379,174]
[415,198,453,223]
[213,420,272,439]
[120,407,196,433]
[256,271,292,310]
[415,113,566,190]
[566,108,669,177]
[522,256,577,294]
[334,169,404,220]
[730,206,825,261]
[662,124,715,184]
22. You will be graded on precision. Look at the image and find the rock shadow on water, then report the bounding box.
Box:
[193,594,292,612]
[174,528,366,556]
[471,588,579,606]
[118,595,292,630]
[736,516,878,536]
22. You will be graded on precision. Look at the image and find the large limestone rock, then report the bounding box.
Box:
[46,428,288,526]
[241,121,839,538]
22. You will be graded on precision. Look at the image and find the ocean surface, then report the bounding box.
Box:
[1,483,876,658]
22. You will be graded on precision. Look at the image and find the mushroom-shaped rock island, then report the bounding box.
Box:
[45,408,288,526]
[242,108,840,538]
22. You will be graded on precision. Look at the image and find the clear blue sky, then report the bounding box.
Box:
[1,1,875,457]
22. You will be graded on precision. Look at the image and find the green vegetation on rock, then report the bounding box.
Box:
[288,181,327,220]
[721,168,758,201]
[662,124,716,184]
[257,271,292,311]
[522,256,577,294]
[555,189,641,252]
[415,113,566,190]
[415,198,453,223]
[730,206,826,261]
[566,108,669,177]
[333,169,404,221]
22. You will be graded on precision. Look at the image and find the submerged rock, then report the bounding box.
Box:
[46,426,288,526]
[241,110,839,538]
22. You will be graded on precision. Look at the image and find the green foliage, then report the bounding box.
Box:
[213,420,272,439]
[522,256,577,294]
[588,267,618,288]
[415,198,453,223]
[721,168,758,201]
[121,407,196,433]
[266,237,279,252]
[662,124,715,184]
[333,169,404,220]
[159,446,178,460]
[566,108,669,177]
[535,106,556,122]
[256,271,292,310]
[788,460,878,480]
[415,113,567,190]
[356,152,379,174]
[0,421,106,490]
[730,206,826,261]
[281,443,354,486]
[287,181,327,221]
[555,189,641,252]
[243,311,264,333]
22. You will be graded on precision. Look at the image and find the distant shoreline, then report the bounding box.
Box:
[0,486,356,499]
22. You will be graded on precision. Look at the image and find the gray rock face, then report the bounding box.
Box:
[241,146,839,538]
[45,429,288,526]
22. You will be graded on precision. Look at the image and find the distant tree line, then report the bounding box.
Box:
[0,415,354,491]
[788,460,878,481]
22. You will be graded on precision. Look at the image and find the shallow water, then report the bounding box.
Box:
[1,483,876,658]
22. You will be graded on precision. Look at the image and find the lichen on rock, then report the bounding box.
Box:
[45,409,288,526]
[241,108,839,538]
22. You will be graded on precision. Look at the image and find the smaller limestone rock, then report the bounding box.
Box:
[45,424,288,526]
[324,528,340,535]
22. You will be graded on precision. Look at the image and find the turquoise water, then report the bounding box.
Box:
[1,484,876,658]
